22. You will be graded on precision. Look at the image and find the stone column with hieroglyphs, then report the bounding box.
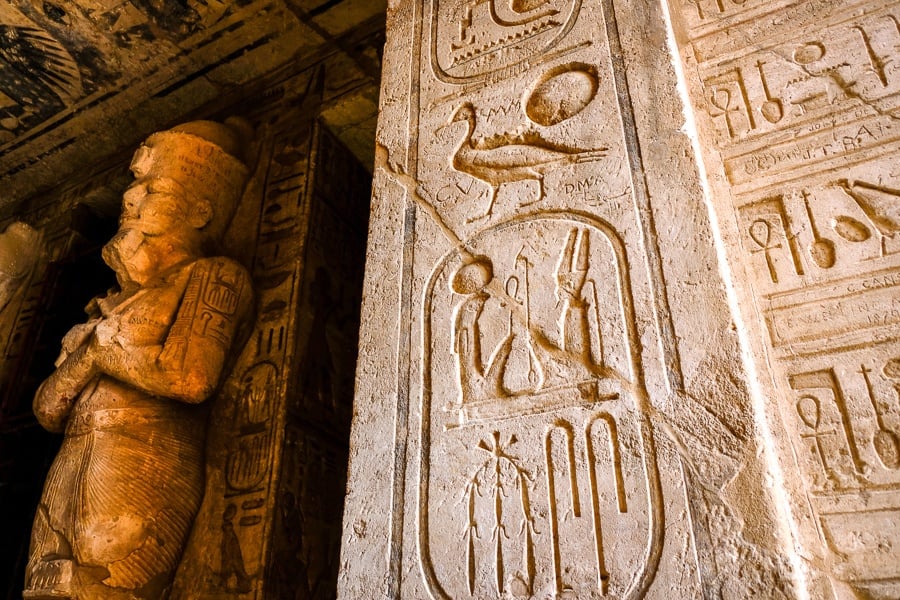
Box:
[172,68,369,599]
[670,1,900,598]
[339,1,798,598]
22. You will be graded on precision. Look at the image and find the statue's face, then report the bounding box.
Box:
[120,177,193,235]
[102,176,199,285]
[103,135,223,286]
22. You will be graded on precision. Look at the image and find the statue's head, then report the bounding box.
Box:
[104,118,252,284]
[0,222,41,280]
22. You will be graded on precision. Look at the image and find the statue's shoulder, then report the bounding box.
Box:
[188,256,251,281]
[183,257,253,319]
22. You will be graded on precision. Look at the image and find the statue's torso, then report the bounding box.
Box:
[70,263,200,423]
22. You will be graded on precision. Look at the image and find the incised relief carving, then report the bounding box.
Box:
[672,0,900,596]
[335,0,794,597]
[422,215,663,598]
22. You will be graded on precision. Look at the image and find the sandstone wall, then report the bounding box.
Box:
[339,0,808,597]
[670,1,900,597]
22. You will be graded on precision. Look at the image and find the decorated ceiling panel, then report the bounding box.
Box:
[0,0,385,212]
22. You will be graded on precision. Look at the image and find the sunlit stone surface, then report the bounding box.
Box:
[338,1,900,599]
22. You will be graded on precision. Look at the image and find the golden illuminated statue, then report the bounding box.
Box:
[25,120,255,600]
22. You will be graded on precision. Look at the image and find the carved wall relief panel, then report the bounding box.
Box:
[411,3,678,594]
[171,103,318,597]
[421,216,662,597]
[670,0,900,597]
[431,0,582,82]
[341,0,790,597]
[172,67,370,599]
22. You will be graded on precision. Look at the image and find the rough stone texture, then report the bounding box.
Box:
[172,74,370,600]
[670,1,900,598]
[339,0,796,597]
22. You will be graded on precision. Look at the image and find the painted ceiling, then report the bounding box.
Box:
[0,0,385,214]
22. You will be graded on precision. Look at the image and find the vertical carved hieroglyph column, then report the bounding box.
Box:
[669,1,900,598]
[173,70,369,597]
[341,1,798,598]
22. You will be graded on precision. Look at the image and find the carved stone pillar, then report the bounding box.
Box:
[669,1,900,598]
[340,1,796,597]
[172,93,369,597]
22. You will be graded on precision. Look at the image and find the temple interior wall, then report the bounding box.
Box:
[670,2,900,597]
[0,28,380,596]
[340,1,900,599]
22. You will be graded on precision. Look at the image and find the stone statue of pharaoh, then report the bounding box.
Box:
[25,120,255,600]
[0,221,42,314]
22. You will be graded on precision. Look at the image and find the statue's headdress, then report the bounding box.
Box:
[130,118,253,241]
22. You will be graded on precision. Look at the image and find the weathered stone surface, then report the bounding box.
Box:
[25,120,255,599]
[172,74,370,599]
[670,1,900,597]
[339,0,794,597]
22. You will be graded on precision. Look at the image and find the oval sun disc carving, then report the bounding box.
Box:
[526,63,599,127]
[793,42,825,65]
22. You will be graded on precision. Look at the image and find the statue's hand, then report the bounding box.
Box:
[55,318,101,367]
[93,315,121,346]
[34,343,97,433]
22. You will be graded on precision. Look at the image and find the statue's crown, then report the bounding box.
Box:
[132,118,254,240]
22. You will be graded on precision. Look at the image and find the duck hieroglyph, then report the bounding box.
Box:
[836,178,900,257]
[448,103,607,220]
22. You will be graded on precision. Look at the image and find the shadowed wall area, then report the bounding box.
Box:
[0,2,381,598]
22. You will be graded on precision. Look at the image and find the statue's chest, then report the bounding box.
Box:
[100,280,186,347]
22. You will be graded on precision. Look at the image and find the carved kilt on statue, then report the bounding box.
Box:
[25,121,254,600]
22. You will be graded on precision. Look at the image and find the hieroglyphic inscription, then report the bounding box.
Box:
[672,0,900,593]
[446,101,606,220]
[225,362,277,495]
[389,0,712,596]
[689,3,900,193]
[679,0,773,30]
[431,0,581,82]
[419,214,663,598]
[786,359,900,588]
[171,84,319,598]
